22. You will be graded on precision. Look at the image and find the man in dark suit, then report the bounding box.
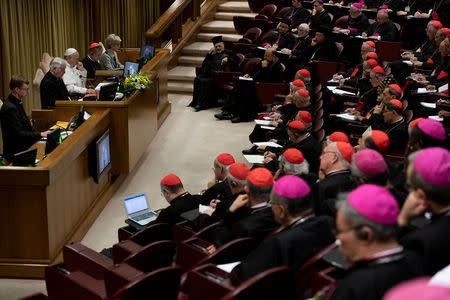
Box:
[81,42,103,79]
[214,167,279,247]
[230,175,335,283]
[40,57,70,109]
[154,174,202,226]
[310,0,331,29]
[399,147,450,276]
[0,75,51,162]
[362,9,399,41]
[283,0,311,28]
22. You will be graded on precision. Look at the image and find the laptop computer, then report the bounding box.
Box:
[140,45,155,60]
[124,194,157,226]
[124,61,139,77]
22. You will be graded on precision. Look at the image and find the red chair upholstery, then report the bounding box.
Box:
[315,108,324,122]
[335,42,344,61]
[248,0,266,12]
[196,237,258,267]
[404,109,413,124]
[233,43,257,56]
[374,41,402,62]
[236,53,245,69]
[309,266,338,296]
[213,71,243,93]
[118,226,137,242]
[315,99,323,112]
[241,57,262,75]
[274,7,290,21]
[108,266,182,300]
[256,4,277,20]
[260,30,277,45]
[233,16,268,35]
[334,15,348,28]
[128,222,172,246]
[238,27,263,44]
[310,61,339,83]
[221,266,296,300]
[254,82,288,105]
[194,222,220,244]
[176,237,212,271]
[173,220,196,243]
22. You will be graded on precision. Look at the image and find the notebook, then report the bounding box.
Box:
[124,194,157,226]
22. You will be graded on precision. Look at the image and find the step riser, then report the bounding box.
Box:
[200,26,236,34]
[217,7,251,13]
[182,49,210,56]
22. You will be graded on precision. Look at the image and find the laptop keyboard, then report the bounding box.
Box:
[133,212,153,221]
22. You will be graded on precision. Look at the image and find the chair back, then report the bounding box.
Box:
[374,41,402,62]
[260,30,277,45]
[242,27,263,44]
[130,222,172,246]
[275,7,290,21]
[123,240,176,273]
[404,109,413,124]
[334,15,348,28]
[197,237,258,267]
[310,61,339,83]
[241,57,262,75]
[315,129,326,143]
[257,4,277,20]
[255,82,288,105]
[248,0,266,12]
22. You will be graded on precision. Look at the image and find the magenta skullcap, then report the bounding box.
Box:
[414,147,450,187]
[418,118,446,141]
[354,149,387,175]
[383,277,450,300]
[273,175,310,198]
[352,2,362,9]
[348,184,399,224]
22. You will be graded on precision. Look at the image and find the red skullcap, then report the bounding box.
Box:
[89,42,101,49]
[288,120,306,129]
[283,148,304,164]
[161,174,182,186]
[409,118,424,128]
[229,163,250,181]
[389,99,403,109]
[366,52,378,59]
[364,41,376,48]
[247,167,274,186]
[297,89,310,98]
[366,59,379,67]
[217,153,235,165]
[372,66,385,74]
[297,69,311,78]
[388,84,402,95]
[298,110,312,124]
[432,20,443,30]
[335,141,354,163]
[292,79,305,88]
[371,130,390,153]
[442,28,450,35]
[329,131,350,143]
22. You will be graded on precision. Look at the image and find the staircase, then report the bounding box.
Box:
[168,0,256,95]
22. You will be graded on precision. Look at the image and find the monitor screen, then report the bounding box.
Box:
[124,194,149,214]
[45,128,61,155]
[98,82,118,101]
[124,61,139,77]
[97,129,111,176]
[12,148,37,167]
[140,45,155,60]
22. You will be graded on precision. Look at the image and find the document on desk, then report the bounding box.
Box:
[239,76,253,81]
[417,87,435,94]
[254,119,271,126]
[50,121,69,130]
[263,117,273,120]
[333,89,356,96]
[261,125,276,130]
[327,79,339,84]
[254,141,283,148]
[335,113,356,121]
[327,86,338,91]
[95,82,114,91]
[402,60,413,66]
[420,102,436,109]
[243,154,265,164]
[438,84,448,93]
[429,115,443,122]
[217,261,241,273]
[199,204,214,214]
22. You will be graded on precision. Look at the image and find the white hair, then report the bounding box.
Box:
[105,34,122,49]
[49,57,67,70]
[279,155,310,175]
[330,142,350,169]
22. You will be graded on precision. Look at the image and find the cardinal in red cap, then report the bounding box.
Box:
[295,69,311,84]
[201,153,236,206]
[327,131,350,144]
[215,167,279,247]
[81,42,103,78]
[276,148,311,181]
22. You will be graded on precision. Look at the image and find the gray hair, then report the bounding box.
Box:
[49,57,67,70]
[330,143,350,169]
[336,196,399,241]
[350,155,388,186]
[298,23,310,32]
[246,180,272,203]
[279,155,310,176]
[105,34,122,49]
[407,151,450,204]
[226,173,247,187]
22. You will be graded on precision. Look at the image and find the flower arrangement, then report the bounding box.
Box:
[119,72,152,96]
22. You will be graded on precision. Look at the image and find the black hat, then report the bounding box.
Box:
[280,18,291,26]
[211,35,223,44]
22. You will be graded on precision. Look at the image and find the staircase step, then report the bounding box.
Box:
[182,42,214,56]
[218,1,252,13]
[168,81,193,94]
[215,12,257,21]
[197,32,242,42]
[178,56,204,67]
[200,20,236,34]
[168,66,196,81]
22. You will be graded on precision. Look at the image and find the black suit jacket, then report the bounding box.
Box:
[0,94,42,161]
[40,71,70,109]
[81,56,101,79]
[366,20,399,41]
[310,10,331,29]
[199,180,232,205]
[284,6,311,28]
[231,215,335,282]
[155,193,201,226]
[251,60,283,83]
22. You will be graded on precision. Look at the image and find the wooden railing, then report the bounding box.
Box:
[145,0,201,48]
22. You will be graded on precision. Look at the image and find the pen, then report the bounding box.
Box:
[213,194,220,203]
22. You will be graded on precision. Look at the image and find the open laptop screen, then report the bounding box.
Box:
[124,194,149,215]
[124,61,139,77]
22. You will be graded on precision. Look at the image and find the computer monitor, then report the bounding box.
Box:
[12,148,37,167]
[45,128,61,156]
[89,129,111,183]
[140,45,155,61]
[124,61,139,77]
[98,82,118,101]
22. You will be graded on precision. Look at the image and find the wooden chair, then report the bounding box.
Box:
[238,27,262,44]
[254,82,288,105]
[374,41,402,62]
[112,239,176,268]
[128,222,172,246]
[173,220,197,243]
[196,237,258,267]
[310,61,340,83]
[194,221,220,244]
[334,15,349,29]
[256,4,278,20]
[314,108,324,122]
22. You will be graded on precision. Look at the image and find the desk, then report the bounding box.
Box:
[0,109,123,278]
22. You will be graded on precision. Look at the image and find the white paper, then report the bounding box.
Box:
[83,111,91,120]
[243,154,265,164]
[95,82,114,91]
[254,142,283,148]
[335,113,356,121]
[327,86,338,91]
[429,115,444,121]
[355,35,368,39]
[327,79,339,83]
[261,126,276,130]
[239,76,253,81]
[438,84,448,93]
[402,60,413,66]
[263,117,273,120]
[254,119,271,126]
[333,89,356,96]
[420,102,436,109]
[217,261,241,273]
[417,88,435,94]
[199,204,213,214]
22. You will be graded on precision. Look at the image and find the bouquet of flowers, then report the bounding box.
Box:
[119,72,152,96]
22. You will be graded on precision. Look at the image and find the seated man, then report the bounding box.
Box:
[324,184,424,299]
[283,23,313,80]
[362,9,399,41]
[62,48,95,96]
[312,141,356,216]
[81,42,103,79]
[307,26,339,62]
[310,0,332,29]
[263,19,296,50]
[230,175,335,283]
[189,35,238,111]
[333,3,369,37]
[406,118,447,154]
[154,174,202,226]
[40,57,70,109]
[214,167,279,247]
[274,148,317,185]
[0,75,51,162]
[399,147,450,275]
[283,0,311,29]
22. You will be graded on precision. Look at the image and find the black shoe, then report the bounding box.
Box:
[195,105,206,112]
[231,116,242,123]
[242,145,258,155]
[215,111,232,120]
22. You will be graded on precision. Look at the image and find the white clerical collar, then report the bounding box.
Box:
[251,202,268,209]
